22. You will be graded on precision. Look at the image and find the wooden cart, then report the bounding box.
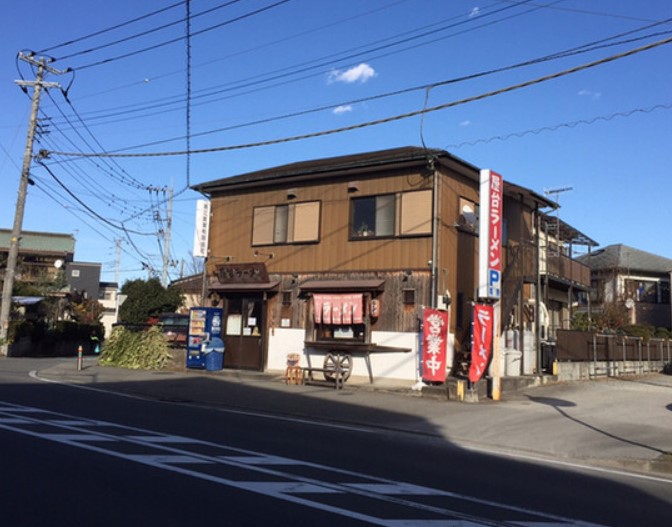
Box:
[303,340,411,387]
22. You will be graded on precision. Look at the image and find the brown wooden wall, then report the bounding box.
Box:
[208,167,442,275]
[206,161,541,344]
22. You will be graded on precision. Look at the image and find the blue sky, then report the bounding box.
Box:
[1,0,671,284]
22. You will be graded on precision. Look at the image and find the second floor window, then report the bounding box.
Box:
[252,201,320,246]
[457,197,478,232]
[352,194,395,238]
[351,190,432,239]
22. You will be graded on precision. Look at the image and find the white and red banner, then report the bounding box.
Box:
[469,304,494,383]
[313,294,363,325]
[421,308,449,382]
[478,169,503,299]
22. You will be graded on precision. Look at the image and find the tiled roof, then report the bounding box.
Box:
[0,229,75,255]
[577,244,672,273]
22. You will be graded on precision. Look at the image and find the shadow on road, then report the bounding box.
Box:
[527,394,672,457]
[1,357,671,527]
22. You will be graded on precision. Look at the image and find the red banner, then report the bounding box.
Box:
[313,294,363,325]
[469,304,494,383]
[422,308,449,382]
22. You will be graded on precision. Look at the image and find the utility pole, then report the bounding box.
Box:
[161,182,174,288]
[0,53,65,355]
[114,239,122,286]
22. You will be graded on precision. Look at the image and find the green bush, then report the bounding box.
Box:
[622,325,656,340]
[654,327,671,339]
[99,326,172,370]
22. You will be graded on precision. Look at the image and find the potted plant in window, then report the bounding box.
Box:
[356,222,371,237]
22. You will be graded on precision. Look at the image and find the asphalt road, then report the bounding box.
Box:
[1,358,671,526]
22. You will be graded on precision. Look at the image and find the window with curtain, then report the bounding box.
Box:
[351,190,431,239]
[252,201,320,246]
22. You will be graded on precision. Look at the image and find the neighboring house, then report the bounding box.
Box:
[577,244,672,329]
[536,213,598,339]
[1,229,118,332]
[66,261,101,299]
[98,281,119,337]
[0,229,74,287]
[191,146,594,382]
[170,273,204,312]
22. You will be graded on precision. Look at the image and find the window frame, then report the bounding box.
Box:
[457,197,479,233]
[252,200,321,247]
[350,190,432,240]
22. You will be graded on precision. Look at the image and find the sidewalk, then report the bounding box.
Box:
[34,357,672,479]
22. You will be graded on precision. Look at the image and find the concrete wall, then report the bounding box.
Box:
[556,359,669,382]
[266,328,431,383]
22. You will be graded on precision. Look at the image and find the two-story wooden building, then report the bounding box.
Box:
[192,146,593,383]
[0,229,74,287]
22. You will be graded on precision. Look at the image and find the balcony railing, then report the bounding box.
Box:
[504,244,591,289]
[542,250,591,288]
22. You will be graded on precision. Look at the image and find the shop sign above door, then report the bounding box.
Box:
[216,263,269,284]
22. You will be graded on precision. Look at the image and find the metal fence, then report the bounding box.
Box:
[556,330,671,378]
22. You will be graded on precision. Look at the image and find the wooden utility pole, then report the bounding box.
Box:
[0,53,64,355]
[161,182,174,288]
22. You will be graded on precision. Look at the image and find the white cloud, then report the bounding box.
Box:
[578,89,602,100]
[469,7,480,18]
[460,120,472,127]
[333,105,353,115]
[328,63,376,84]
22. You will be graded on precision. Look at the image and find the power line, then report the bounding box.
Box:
[53,0,245,62]
[88,26,672,153]
[37,160,156,236]
[72,0,293,71]
[36,1,184,54]
[185,0,192,188]
[46,0,413,104]
[34,116,153,221]
[36,173,160,268]
[446,103,672,149]
[492,0,665,23]
[41,35,672,159]
[53,0,532,124]
[47,8,672,134]
[44,90,146,189]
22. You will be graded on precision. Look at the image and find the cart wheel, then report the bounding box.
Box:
[323,353,352,382]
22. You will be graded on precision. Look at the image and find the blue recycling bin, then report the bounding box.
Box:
[204,337,225,371]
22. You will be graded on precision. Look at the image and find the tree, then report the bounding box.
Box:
[68,290,104,325]
[119,278,183,324]
[183,251,205,277]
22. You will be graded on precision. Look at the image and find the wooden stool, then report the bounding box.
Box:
[284,353,303,385]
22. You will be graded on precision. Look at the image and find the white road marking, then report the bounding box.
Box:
[41,433,117,442]
[28,369,672,486]
[125,454,213,464]
[0,400,607,527]
[124,434,204,444]
[222,454,306,465]
[344,483,450,495]
[243,482,341,494]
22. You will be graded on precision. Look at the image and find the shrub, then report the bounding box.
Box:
[654,327,671,339]
[99,326,172,370]
[622,325,655,340]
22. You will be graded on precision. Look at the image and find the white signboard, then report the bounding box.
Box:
[193,199,211,258]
